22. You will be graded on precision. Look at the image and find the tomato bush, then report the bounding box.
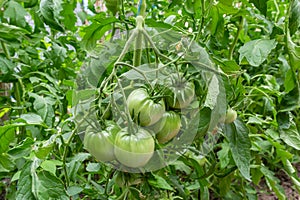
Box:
[0,0,300,199]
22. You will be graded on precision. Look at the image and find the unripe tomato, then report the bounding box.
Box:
[83,122,120,162]
[225,108,237,124]
[127,88,165,126]
[165,73,195,109]
[151,111,181,144]
[114,128,155,168]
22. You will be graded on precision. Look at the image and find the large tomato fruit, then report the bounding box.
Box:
[165,73,195,109]
[83,122,120,162]
[151,111,181,144]
[114,128,155,168]
[127,88,165,126]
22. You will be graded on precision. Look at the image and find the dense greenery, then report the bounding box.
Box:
[0,0,299,199]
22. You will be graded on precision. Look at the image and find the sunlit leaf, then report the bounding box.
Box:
[238,39,277,66]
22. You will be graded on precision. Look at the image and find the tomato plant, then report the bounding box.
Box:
[0,0,300,199]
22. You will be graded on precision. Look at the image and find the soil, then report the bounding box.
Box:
[257,163,300,200]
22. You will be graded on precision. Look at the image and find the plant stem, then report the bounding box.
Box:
[228,17,244,60]
[141,29,172,61]
[133,16,144,67]
[62,130,77,188]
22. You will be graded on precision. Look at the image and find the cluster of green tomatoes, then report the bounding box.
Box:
[83,72,196,169]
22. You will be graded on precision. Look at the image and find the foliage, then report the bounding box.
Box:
[0,0,299,199]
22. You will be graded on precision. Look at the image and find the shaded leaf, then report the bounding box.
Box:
[35,171,69,200]
[81,17,117,50]
[148,174,174,191]
[16,162,35,200]
[289,0,300,36]
[39,0,64,31]
[224,118,251,181]
[0,125,15,153]
[250,0,268,16]
[260,166,286,199]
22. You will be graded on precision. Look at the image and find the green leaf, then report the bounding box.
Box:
[3,0,28,28]
[238,39,277,66]
[0,125,15,153]
[39,0,64,31]
[260,166,286,199]
[224,118,251,181]
[0,22,29,42]
[86,163,100,172]
[16,162,35,200]
[284,69,295,93]
[289,0,300,36]
[20,113,44,125]
[204,75,221,109]
[67,186,83,196]
[66,153,90,181]
[218,60,241,74]
[250,0,268,16]
[40,160,62,175]
[148,174,174,191]
[0,154,15,172]
[81,17,117,50]
[35,171,69,200]
[184,0,202,17]
[279,119,300,150]
[217,0,238,15]
[205,75,227,131]
[61,2,77,31]
[0,57,15,73]
[29,93,55,127]
[217,142,230,169]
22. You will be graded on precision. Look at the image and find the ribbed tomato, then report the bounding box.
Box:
[83,122,120,162]
[152,111,182,144]
[127,88,165,126]
[165,73,195,109]
[114,128,155,168]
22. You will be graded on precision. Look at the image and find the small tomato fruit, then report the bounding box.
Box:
[225,108,237,124]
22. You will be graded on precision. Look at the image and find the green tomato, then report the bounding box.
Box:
[165,73,195,109]
[225,108,237,124]
[151,111,181,144]
[83,122,120,162]
[114,128,155,168]
[127,88,165,126]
